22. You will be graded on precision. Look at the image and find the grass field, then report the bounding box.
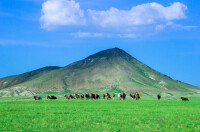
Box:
[0,98,200,131]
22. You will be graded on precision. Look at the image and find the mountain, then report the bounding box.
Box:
[0,48,199,98]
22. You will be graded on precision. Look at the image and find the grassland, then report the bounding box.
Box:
[0,98,200,132]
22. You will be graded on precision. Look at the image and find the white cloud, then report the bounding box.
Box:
[93,33,104,37]
[183,26,198,29]
[40,0,86,30]
[73,32,104,38]
[74,32,91,37]
[87,2,187,27]
[40,1,195,38]
[156,22,198,31]
[118,33,137,38]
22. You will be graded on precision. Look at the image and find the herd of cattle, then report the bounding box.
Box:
[33,92,189,101]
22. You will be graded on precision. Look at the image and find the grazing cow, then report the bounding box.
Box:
[69,94,75,99]
[130,94,135,99]
[122,93,126,100]
[135,92,140,100]
[118,93,122,99]
[81,95,84,100]
[103,94,106,99]
[90,93,96,99]
[64,94,70,99]
[181,97,189,101]
[113,93,115,99]
[75,94,80,99]
[95,94,100,99]
[47,95,57,99]
[33,96,42,100]
[106,93,111,99]
[118,93,126,100]
[157,95,161,100]
[85,93,90,99]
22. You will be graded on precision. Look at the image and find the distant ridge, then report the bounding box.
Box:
[0,66,61,89]
[0,48,199,98]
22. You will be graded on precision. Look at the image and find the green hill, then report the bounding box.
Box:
[0,48,199,98]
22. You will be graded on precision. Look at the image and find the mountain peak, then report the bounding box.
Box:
[86,47,130,59]
[1,47,199,97]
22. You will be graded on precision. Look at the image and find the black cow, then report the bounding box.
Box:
[33,96,42,100]
[103,94,106,99]
[157,94,161,100]
[85,93,90,99]
[130,94,135,99]
[122,93,126,100]
[75,94,80,99]
[118,93,126,100]
[47,95,57,99]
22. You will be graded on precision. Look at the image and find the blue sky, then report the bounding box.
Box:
[0,0,200,86]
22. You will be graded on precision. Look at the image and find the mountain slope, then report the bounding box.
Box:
[0,48,199,98]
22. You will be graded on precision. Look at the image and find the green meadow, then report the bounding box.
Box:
[0,98,200,131]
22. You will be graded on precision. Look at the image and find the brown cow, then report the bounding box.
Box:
[91,93,96,99]
[113,93,115,99]
[95,94,100,99]
[181,97,189,101]
[69,94,75,99]
[135,92,140,100]
[106,93,111,99]
[64,94,70,99]
[81,95,84,100]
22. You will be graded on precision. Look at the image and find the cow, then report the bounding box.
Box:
[103,94,106,99]
[135,92,140,100]
[33,96,42,100]
[81,95,84,100]
[69,94,75,99]
[180,97,189,101]
[85,93,90,99]
[95,94,100,99]
[157,94,161,100]
[75,94,80,99]
[130,94,135,99]
[118,93,125,100]
[64,94,70,99]
[106,93,111,99]
[118,93,122,100]
[122,93,126,100]
[113,93,115,99]
[47,95,57,99]
[90,93,96,99]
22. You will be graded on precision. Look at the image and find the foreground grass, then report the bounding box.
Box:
[0,99,200,131]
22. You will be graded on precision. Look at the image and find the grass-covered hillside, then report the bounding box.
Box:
[0,48,199,98]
